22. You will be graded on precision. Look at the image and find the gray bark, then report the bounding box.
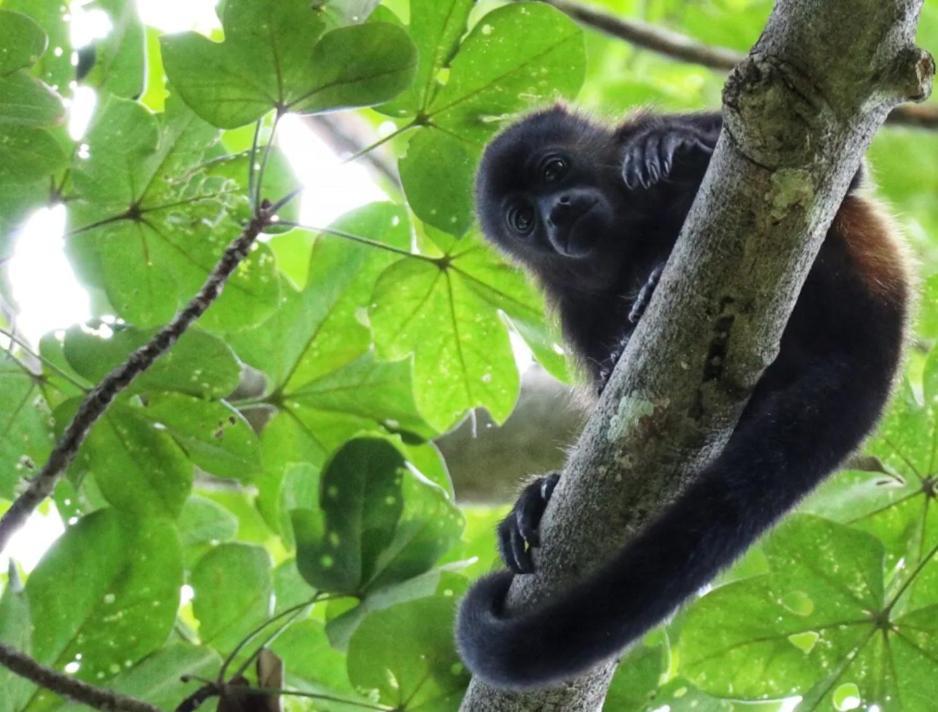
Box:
[460,1,934,710]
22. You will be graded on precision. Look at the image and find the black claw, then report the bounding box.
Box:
[510,523,533,573]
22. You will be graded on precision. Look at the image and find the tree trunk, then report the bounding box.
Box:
[460,1,934,709]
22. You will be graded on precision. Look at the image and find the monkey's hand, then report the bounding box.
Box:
[622,126,715,190]
[629,264,664,324]
[498,472,561,574]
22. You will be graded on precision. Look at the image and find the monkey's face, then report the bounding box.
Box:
[475,107,634,290]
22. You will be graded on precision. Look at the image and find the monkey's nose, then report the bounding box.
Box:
[549,196,587,226]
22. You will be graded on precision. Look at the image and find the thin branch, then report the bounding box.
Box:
[0,643,162,712]
[532,0,938,129]
[0,207,273,555]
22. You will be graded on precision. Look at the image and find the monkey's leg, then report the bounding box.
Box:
[458,351,897,688]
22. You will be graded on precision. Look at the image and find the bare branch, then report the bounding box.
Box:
[0,643,162,712]
[462,0,933,708]
[534,0,938,129]
[0,208,273,555]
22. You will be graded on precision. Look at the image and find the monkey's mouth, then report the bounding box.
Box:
[553,203,599,257]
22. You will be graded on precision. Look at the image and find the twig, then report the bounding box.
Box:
[0,208,273,555]
[532,0,938,129]
[0,643,162,712]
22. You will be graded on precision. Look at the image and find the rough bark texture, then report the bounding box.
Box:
[460,1,934,710]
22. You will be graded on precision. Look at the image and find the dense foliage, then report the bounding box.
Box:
[0,1,936,710]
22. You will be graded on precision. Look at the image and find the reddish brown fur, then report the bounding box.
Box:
[834,195,912,305]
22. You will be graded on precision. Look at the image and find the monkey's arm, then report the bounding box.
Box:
[457,335,899,689]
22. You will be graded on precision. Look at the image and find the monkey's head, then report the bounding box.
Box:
[475,106,637,292]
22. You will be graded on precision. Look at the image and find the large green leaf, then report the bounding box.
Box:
[293,438,462,596]
[0,10,46,75]
[0,572,33,712]
[135,393,260,481]
[61,326,242,400]
[399,129,475,235]
[230,203,414,389]
[64,399,193,518]
[378,0,475,118]
[161,0,416,128]
[68,96,280,330]
[0,124,66,185]
[346,596,468,711]
[370,240,530,430]
[57,644,221,712]
[26,511,182,692]
[678,515,938,709]
[0,356,53,499]
[79,0,146,98]
[190,543,272,651]
[3,0,70,90]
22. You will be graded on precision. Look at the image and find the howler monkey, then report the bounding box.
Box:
[456,106,910,689]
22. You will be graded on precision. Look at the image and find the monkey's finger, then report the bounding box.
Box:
[622,146,645,189]
[510,524,535,574]
[497,518,523,573]
[660,133,682,175]
[516,491,545,548]
[644,134,663,185]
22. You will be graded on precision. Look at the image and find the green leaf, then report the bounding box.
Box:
[0,71,64,126]
[290,23,417,115]
[178,496,239,551]
[80,0,146,98]
[230,203,414,389]
[68,97,280,330]
[346,596,469,711]
[61,326,241,399]
[70,95,160,207]
[161,0,416,128]
[135,393,261,481]
[58,643,222,712]
[378,0,475,118]
[0,356,53,499]
[26,510,182,686]
[66,399,193,518]
[190,543,272,650]
[427,3,586,144]
[3,0,70,90]
[604,642,668,711]
[370,245,522,431]
[0,9,47,75]
[0,124,66,185]
[270,619,362,703]
[0,573,34,712]
[293,438,462,596]
[399,129,475,235]
[676,514,938,708]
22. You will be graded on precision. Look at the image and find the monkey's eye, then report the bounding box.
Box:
[507,205,535,235]
[542,155,569,183]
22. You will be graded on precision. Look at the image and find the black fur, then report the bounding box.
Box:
[458,106,908,689]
